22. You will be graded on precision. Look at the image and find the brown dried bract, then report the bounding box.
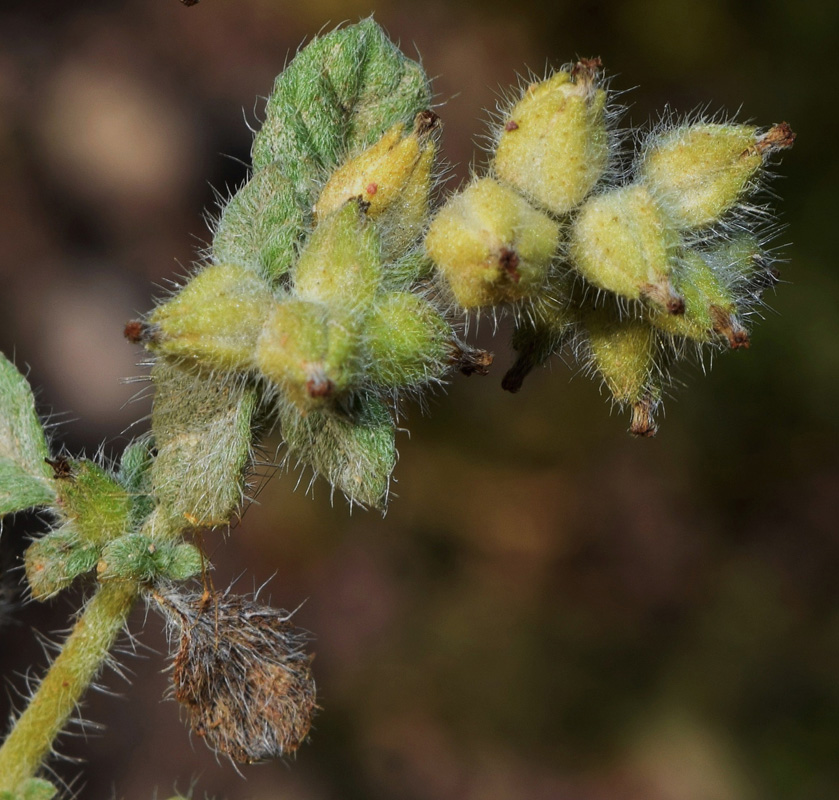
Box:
[753,122,796,156]
[414,109,441,138]
[710,306,750,350]
[571,57,602,86]
[629,394,658,438]
[156,589,317,764]
[44,457,72,479]
[451,343,494,377]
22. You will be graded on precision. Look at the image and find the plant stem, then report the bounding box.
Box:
[0,582,138,791]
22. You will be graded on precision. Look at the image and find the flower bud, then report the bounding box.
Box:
[425,177,561,309]
[314,112,439,257]
[365,292,454,389]
[144,264,274,373]
[640,122,795,230]
[293,200,382,313]
[494,60,608,215]
[648,250,748,348]
[256,300,362,409]
[570,184,683,313]
[279,396,396,509]
[583,307,660,437]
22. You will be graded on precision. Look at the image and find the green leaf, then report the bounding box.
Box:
[252,20,431,201]
[0,352,54,514]
[0,459,55,516]
[150,361,257,530]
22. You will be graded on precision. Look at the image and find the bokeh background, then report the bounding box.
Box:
[1,0,837,798]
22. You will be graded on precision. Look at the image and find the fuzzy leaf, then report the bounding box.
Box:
[0,778,57,800]
[251,19,431,207]
[150,361,256,529]
[0,352,54,514]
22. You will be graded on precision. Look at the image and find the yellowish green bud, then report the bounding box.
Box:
[584,307,660,437]
[648,250,748,348]
[494,60,608,215]
[640,122,795,230]
[256,300,361,409]
[293,200,382,313]
[425,177,561,308]
[570,184,683,313]
[142,264,273,373]
[314,111,439,258]
[279,396,396,509]
[365,292,453,389]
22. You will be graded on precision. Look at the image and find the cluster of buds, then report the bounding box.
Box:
[426,60,795,435]
[127,22,491,510]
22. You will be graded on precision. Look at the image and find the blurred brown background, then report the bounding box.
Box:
[0,0,836,798]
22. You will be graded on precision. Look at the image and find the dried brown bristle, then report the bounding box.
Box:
[156,589,317,764]
[452,343,494,377]
[44,457,72,479]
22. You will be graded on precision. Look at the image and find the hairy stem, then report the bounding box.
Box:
[0,582,138,791]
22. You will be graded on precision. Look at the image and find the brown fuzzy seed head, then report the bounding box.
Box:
[158,589,317,764]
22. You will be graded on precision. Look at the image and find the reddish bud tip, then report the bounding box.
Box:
[306,374,335,399]
[124,320,156,344]
[505,120,520,132]
[499,247,521,283]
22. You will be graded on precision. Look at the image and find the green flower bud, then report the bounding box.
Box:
[570,184,683,313]
[494,60,608,215]
[49,459,133,546]
[143,264,274,373]
[97,534,202,584]
[314,111,439,259]
[279,395,396,509]
[24,527,100,601]
[213,163,306,282]
[256,299,362,409]
[583,307,661,437]
[648,249,749,348]
[640,122,795,230]
[293,200,382,313]
[425,177,561,309]
[365,292,453,389]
